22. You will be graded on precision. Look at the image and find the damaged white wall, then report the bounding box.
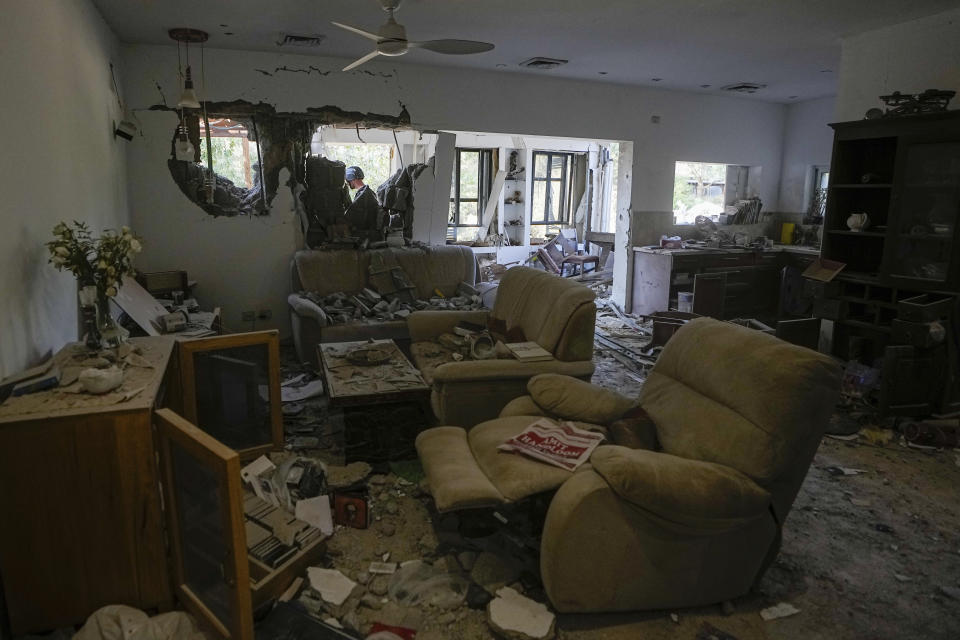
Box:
[121,44,787,325]
[777,96,836,215]
[837,7,960,121]
[0,0,129,378]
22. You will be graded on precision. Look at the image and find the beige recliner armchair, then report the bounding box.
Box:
[408,266,596,427]
[415,318,840,613]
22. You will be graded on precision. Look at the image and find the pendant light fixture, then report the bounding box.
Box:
[169,28,208,167]
[169,28,207,109]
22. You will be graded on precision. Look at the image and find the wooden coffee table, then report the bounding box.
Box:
[317,339,431,462]
[318,339,430,407]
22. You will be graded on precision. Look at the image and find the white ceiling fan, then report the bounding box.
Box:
[332,0,495,71]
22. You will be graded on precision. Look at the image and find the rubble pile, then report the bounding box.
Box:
[259,466,555,640]
[296,288,484,326]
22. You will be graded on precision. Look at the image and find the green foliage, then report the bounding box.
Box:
[200,138,258,188]
[47,221,143,297]
[321,143,394,193]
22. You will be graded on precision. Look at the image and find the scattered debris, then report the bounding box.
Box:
[894,574,912,583]
[487,587,556,640]
[388,559,469,609]
[282,378,325,403]
[470,551,521,595]
[669,612,679,623]
[826,466,868,476]
[938,585,960,600]
[369,561,398,575]
[696,621,739,640]
[327,462,373,490]
[874,523,895,534]
[307,567,358,606]
[759,602,801,621]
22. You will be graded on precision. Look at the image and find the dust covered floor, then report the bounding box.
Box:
[275,341,960,640]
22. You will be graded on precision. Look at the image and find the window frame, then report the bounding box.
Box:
[530,151,575,227]
[448,148,494,239]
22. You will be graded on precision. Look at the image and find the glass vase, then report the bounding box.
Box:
[78,284,102,351]
[97,290,126,349]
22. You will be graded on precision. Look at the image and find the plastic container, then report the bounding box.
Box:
[677,292,694,313]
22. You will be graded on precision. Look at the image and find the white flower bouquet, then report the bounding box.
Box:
[47,221,143,299]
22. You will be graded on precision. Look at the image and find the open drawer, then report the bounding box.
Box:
[156,409,325,639]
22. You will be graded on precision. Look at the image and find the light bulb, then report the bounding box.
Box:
[178,66,201,109]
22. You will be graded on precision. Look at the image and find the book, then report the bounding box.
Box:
[505,341,554,362]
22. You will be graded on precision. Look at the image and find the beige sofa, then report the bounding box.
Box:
[287,245,477,366]
[415,318,840,613]
[407,266,597,427]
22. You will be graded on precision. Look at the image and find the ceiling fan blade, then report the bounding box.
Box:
[343,50,382,71]
[409,39,495,55]
[331,21,381,42]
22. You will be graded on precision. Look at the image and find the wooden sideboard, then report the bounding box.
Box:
[0,331,313,638]
[0,337,176,634]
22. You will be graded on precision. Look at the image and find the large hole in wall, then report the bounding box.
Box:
[161,101,412,218]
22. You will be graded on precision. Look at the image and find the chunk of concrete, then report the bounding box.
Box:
[307,567,357,606]
[470,552,520,595]
[487,587,555,640]
[326,462,372,490]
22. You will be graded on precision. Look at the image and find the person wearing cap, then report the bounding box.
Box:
[343,165,383,241]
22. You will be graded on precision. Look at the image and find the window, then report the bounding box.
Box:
[807,165,830,220]
[199,118,260,188]
[531,151,575,238]
[319,142,394,194]
[672,161,728,224]
[595,143,619,234]
[448,148,494,242]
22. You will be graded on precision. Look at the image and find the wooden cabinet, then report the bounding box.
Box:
[0,337,175,634]
[819,112,960,416]
[0,331,319,638]
[822,111,960,289]
[630,247,811,318]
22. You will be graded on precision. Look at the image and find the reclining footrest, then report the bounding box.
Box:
[415,427,505,512]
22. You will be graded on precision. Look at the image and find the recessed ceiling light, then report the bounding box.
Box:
[721,82,767,94]
[598,71,608,75]
[820,69,833,73]
[788,95,798,99]
[700,84,711,88]
[651,77,662,82]
[519,57,568,70]
[224,32,234,36]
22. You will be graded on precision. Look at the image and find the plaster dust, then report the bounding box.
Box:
[278,345,960,640]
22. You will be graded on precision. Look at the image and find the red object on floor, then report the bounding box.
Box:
[368,622,416,639]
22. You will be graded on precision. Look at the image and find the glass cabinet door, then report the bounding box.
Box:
[888,141,960,284]
[178,331,283,458]
[156,408,254,640]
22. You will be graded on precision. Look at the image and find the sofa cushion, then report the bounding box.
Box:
[292,246,476,298]
[639,318,841,486]
[489,267,595,353]
[468,416,581,502]
[591,446,770,529]
[416,427,504,511]
[528,374,636,424]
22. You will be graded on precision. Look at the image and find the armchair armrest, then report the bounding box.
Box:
[287,293,328,326]
[407,310,490,342]
[590,446,770,529]
[429,359,594,427]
